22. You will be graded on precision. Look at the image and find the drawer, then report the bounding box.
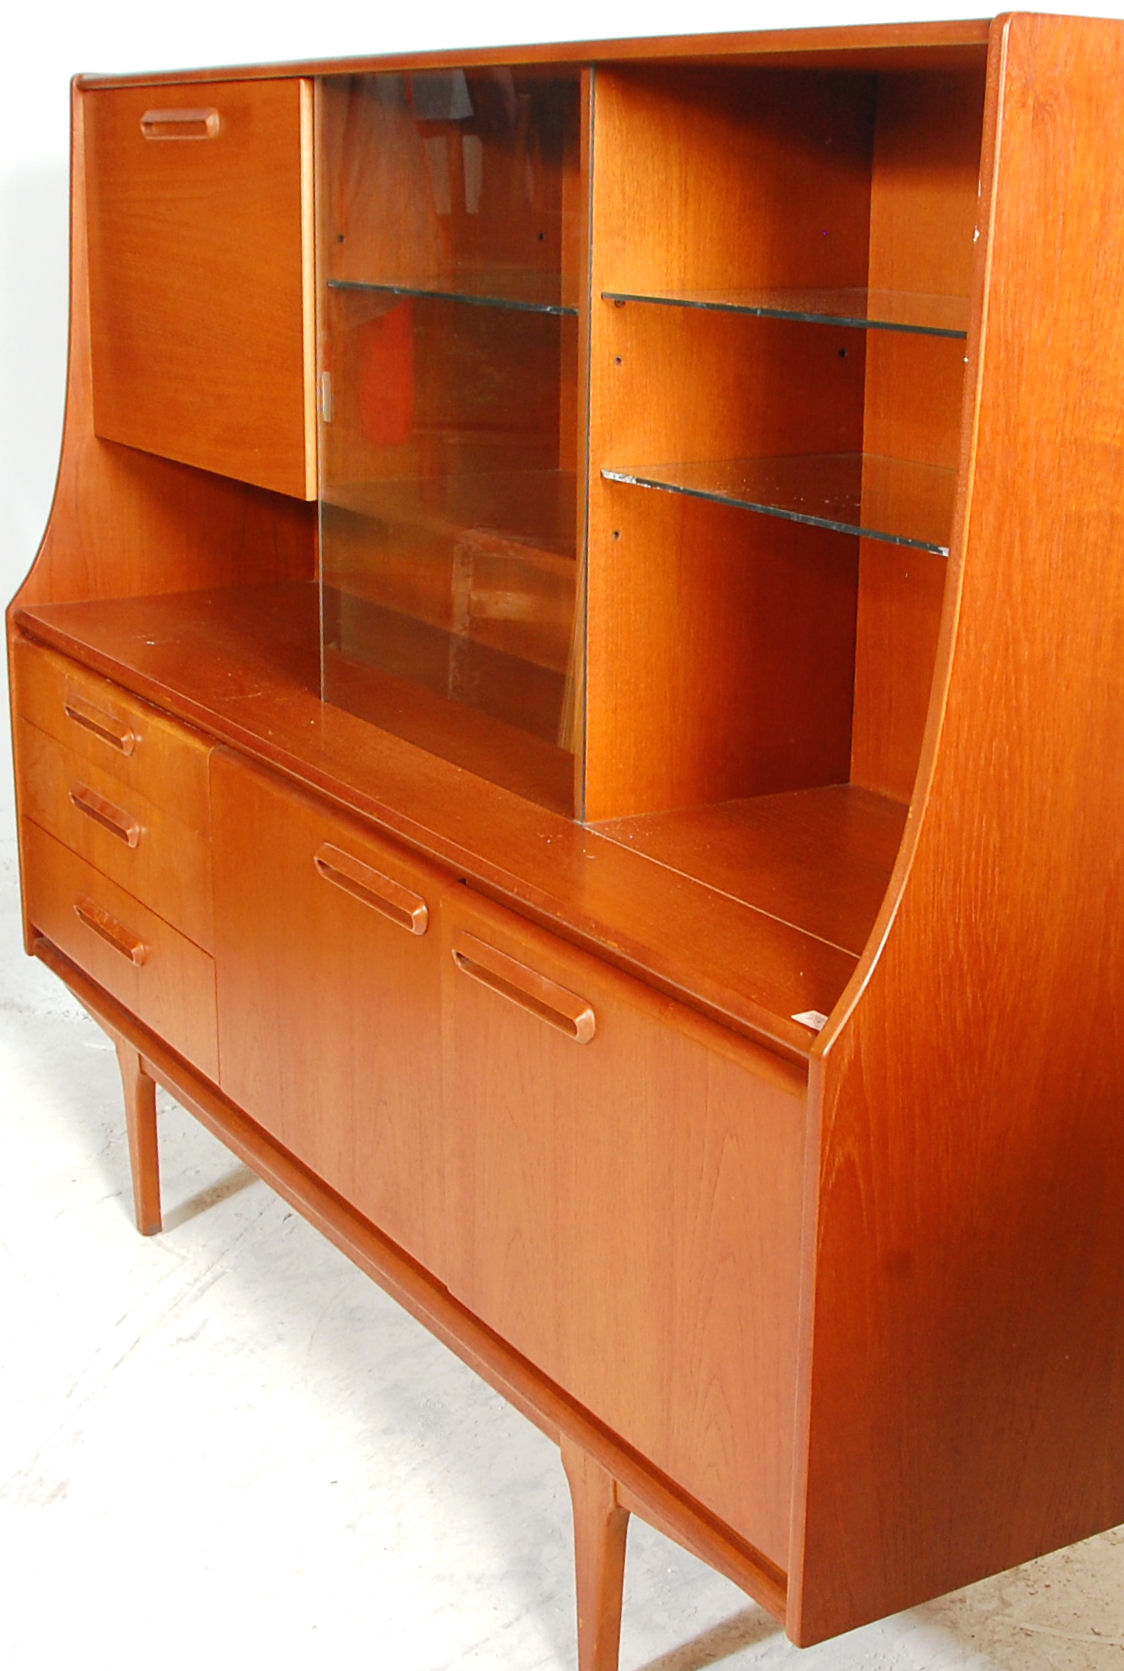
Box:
[22,819,219,1082]
[440,885,807,1568]
[212,751,453,1276]
[12,639,211,832]
[84,78,315,498]
[15,717,212,951]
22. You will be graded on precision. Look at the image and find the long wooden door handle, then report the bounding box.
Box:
[452,932,596,1042]
[74,896,149,966]
[69,782,143,847]
[63,692,137,755]
[314,843,429,934]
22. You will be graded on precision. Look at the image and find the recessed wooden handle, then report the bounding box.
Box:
[63,691,137,755]
[452,932,596,1043]
[69,783,142,848]
[140,107,222,140]
[314,844,429,934]
[74,896,149,966]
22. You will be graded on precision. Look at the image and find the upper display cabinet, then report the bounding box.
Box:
[317,69,585,814]
[85,79,317,498]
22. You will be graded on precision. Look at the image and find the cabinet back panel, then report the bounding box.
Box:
[851,542,948,801]
[593,305,866,470]
[592,66,875,296]
[867,67,987,300]
[851,66,985,799]
[584,487,857,821]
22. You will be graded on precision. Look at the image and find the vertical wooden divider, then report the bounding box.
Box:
[851,67,986,801]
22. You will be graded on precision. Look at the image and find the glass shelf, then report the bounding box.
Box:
[330,275,578,318]
[324,470,577,561]
[602,453,957,554]
[602,286,970,338]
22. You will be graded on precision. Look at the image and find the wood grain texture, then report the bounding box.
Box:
[594,785,907,956]
[211,750,456,1278]
[12,19,1124,1663]
[440,884,806,1567]
[584,487,859,821]
[584,67,869,825]
[21,819,219,1079]
[12,638,212,831]
[6,84,315,616]
[850,541,949,800]
[591,66,875,298]
[34,931,791,1632]
[15,718,214,951]
[114,1039,162,1235]
[562,1440,630,1671]
[74,22,992,92]
[12,593,858,1058]
[791,13,1124,1642]
[851,65,984,799]
[85,78,315,497]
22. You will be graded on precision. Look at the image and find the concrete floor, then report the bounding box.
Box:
[1,832,1121,1671]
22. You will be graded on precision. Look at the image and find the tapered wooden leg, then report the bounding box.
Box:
[561,1438,630,1671]
[114,1040,162,1235]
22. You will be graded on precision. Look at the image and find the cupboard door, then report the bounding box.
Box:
[211,752,452,1275]
[84,79,315,498]
[440,886,807,1568]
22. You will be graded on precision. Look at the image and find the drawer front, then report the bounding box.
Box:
[22,819,219,1081]
[12,639,211,832]
[440,886,807,1567]
[84,78,314,498]
[212,751,453,1275]
[15,717,212,951]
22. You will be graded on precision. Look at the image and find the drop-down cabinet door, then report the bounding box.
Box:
[212,752,454,1276]
[84,78,316,497]
[439,883,808,1572]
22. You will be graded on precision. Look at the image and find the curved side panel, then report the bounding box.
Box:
[6,81,314,620]
[791,12,1124,1643]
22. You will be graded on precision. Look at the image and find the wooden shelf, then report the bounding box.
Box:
[595,785,908,957]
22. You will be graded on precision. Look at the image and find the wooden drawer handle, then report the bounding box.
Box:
[69,783,142,848]
[314,844,429,935]
[63,692,137,755]
[140,107,222,141]
[452,932,596,1043]
[74,896,149,966]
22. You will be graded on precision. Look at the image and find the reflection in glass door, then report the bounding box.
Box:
[318,68,584,814]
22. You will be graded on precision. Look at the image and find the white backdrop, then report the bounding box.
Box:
[1,0,1119,825]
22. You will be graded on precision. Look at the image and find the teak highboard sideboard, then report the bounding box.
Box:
[8,14,1123,1663]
